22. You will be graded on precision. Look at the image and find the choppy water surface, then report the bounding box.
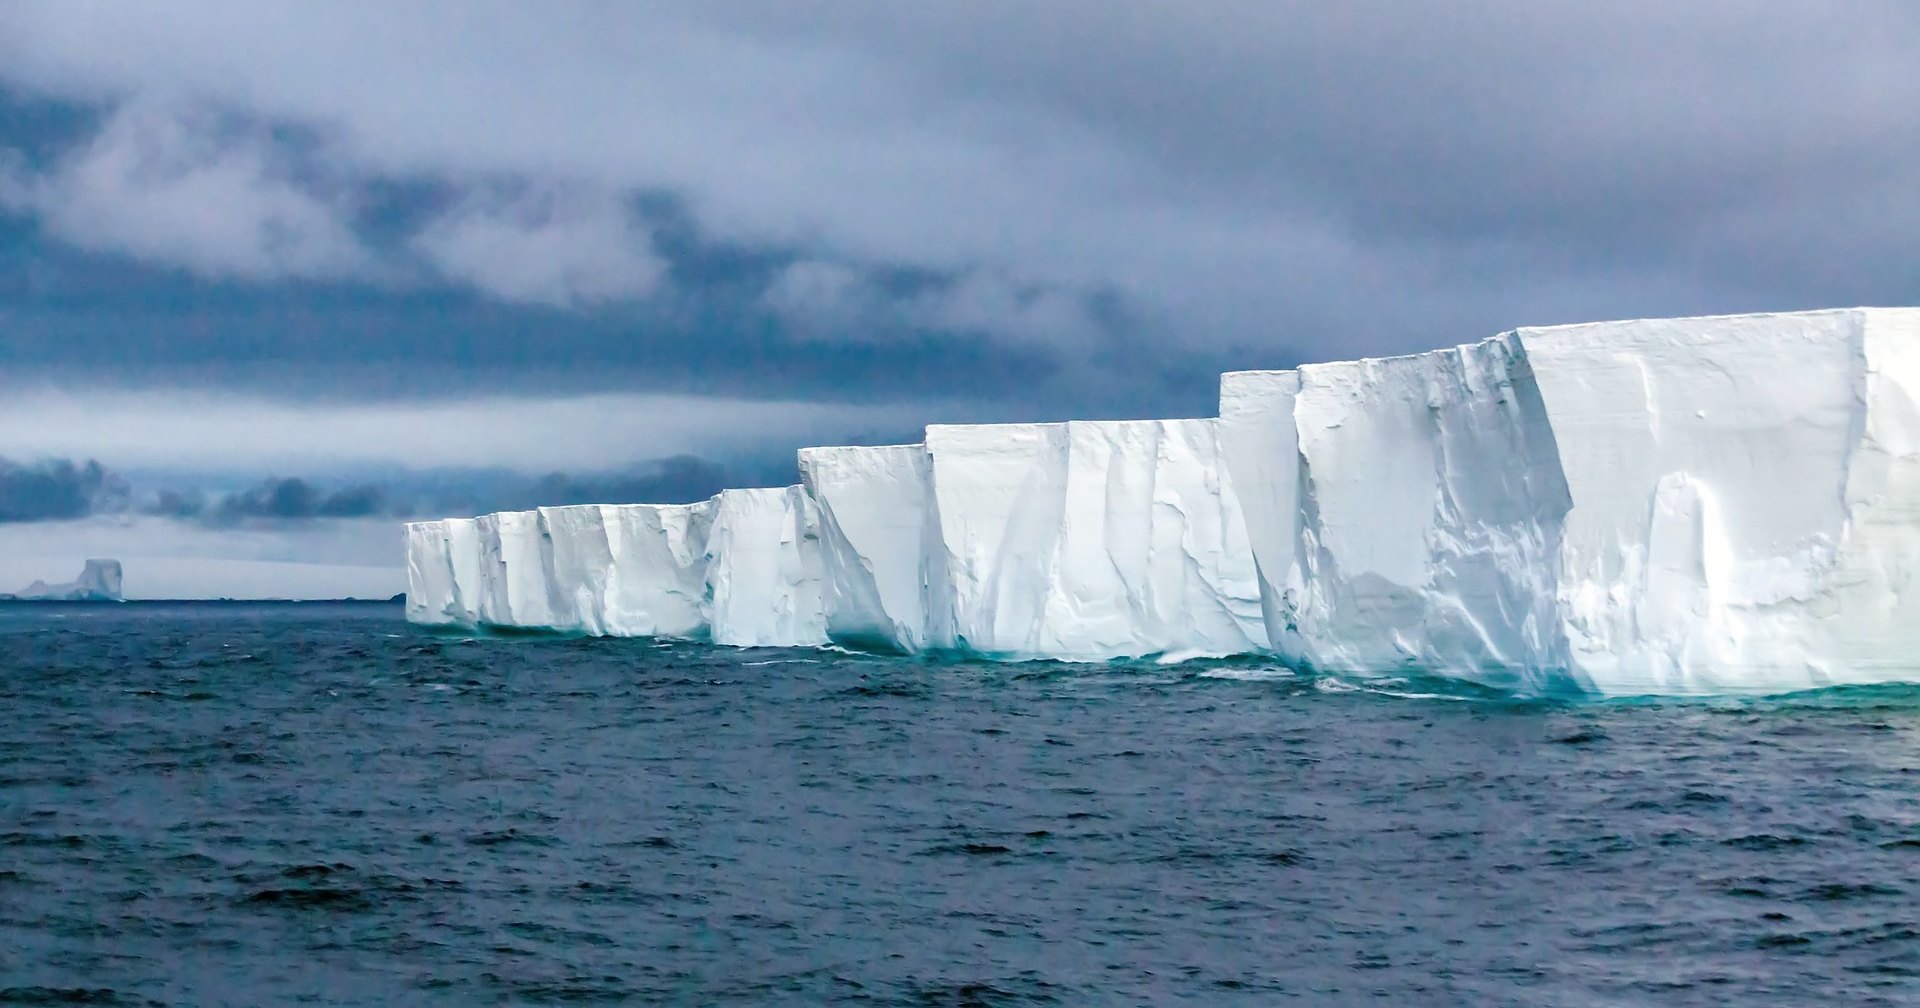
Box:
[2,604,1917,1006]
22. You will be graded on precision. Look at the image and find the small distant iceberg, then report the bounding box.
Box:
[2,559,125,601]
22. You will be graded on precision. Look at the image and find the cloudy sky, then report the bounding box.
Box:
[1,1,1916,597]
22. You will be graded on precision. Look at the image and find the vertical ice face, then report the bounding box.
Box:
[538,505,614,635]
[1221,308,1920,694]
[799,444,944,653]
[1515,307,1920,693]
[1217,371,1306,656]
[922,422,1069,656]
[1296,335,1573,686]
[443,517,483,626]
[600,502,715,638]
[404,520,459,626]
[1221,335,1572,688]
[703,486,829,648]
[474,510,559,629]
[922,419,1267,661]
[529,502,717,637]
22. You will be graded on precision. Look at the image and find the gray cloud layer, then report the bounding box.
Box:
[1,3,1912,376]
[0,457,128,522]
[0,453,754,526]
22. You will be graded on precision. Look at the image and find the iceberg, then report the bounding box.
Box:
[443,517,484,626]
[597,502,714,638]
[404,306,1920,695]
[2,559,124,602]
[922,419,1267,661]
[473,510,558,630]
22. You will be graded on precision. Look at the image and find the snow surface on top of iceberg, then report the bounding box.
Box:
[923,419,1267,661]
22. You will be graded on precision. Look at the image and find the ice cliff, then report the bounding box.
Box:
[921,421,1267,661]
[403,489,822,647]
[797,424,1266,660]
[1219,307,1920,695]
[799,444,944,653]
[406,307,1920,696]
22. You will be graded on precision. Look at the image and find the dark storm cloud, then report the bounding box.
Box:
[188,477,394,525]
[0,1,1916,419]
[0,456,127,522]
[4,453,784,526]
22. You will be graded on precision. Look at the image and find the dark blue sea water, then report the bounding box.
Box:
[2,603,1917,1006]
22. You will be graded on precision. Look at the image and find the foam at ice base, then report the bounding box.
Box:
[923,419,1267,661]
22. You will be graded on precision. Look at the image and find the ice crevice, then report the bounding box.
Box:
[405,307,1920,696]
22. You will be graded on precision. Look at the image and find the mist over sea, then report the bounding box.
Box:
[3,603,1916,1005]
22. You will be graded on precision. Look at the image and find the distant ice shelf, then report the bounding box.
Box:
[405,307,1920,696]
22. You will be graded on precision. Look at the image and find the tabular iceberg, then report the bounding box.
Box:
[405,306,1920,695]
[530,503,715,637]
[923,419,1267,661]
[2,559,124,602]
[474,510,558,629]
[1219,307,1920,695]
[600,503,715,638]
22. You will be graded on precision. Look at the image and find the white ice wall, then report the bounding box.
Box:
[703,486,829,648]
[443,517,483,626]
[472,510,558,629]
[1516,307,1920,693]
[923,419,1267,661]
[800,444,945,653]
[405,306,1920,695]
[1222,308,1920,694]
[601,502,715,638]
[539,505,613,635]
[1221,335,1572,689]
[403,520,458,626]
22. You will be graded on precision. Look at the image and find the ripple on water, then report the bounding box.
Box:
[2,603,1919,1004]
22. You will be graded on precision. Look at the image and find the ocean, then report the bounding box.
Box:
[2,603,1916,1005]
